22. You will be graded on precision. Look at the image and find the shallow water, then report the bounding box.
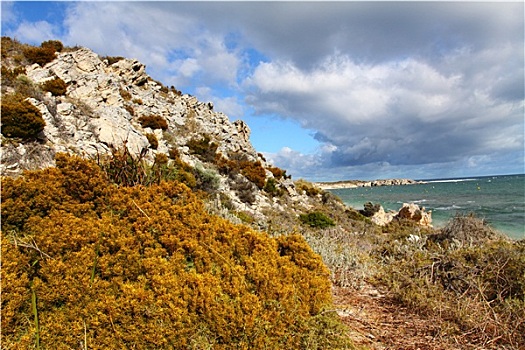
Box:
[329,174,525,240]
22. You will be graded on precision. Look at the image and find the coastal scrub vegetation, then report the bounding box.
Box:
[1,93,46,139]
[300,211,336,229]
[1,153,353,349]
[217,152,267,190]
[138,114,168,131]
[373,215,525,347]
[41,77,67,96]
[187,134,218,163]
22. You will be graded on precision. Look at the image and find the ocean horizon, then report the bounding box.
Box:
[328,174,525,240]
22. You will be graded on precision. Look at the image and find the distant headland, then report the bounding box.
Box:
[315,178,424,190]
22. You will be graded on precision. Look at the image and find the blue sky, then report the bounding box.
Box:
[2,1,524,181]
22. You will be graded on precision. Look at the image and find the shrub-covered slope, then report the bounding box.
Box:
[1,154,353,349]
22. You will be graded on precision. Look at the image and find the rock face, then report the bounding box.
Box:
[0,46,274,216]
[2,47,257,171]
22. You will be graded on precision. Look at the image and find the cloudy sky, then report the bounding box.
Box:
[2,1,524,181]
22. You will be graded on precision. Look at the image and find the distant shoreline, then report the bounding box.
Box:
[314,178,424,190]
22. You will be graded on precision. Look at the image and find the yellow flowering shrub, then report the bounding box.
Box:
[1,154,346,349]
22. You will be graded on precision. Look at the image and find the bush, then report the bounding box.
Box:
[41,40,64,53]
[23,46,56,66]
[1,154,343,349]
[103,56,125,65]
[300,212,336,229]
[124,104,135,116]
[193,164,221,193]
[168,147,180,160]
[187,134,218,163]
[1,66,26,89]
[231,175,257,204]
[218,153,266,189]
[295,179,322,197]
[13,75,43,99]
[145,133,158,149]
[1,94,46,139]
[119,88,132,101]
[264,177,283,196]
[41,77,67,96]
[268,166,288,180]
[374,214,525,347]
[429,213,503,248]
[138,114,168,130]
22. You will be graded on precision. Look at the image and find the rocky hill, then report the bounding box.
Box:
[1,37,327,227]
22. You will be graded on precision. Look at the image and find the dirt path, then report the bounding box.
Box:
[332,284,465,350]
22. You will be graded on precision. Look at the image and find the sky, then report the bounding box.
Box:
[2,1,524,181]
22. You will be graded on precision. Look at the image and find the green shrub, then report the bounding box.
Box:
[187,134,218,163]
[193,164,221,193]
[1,154,343,349]
[300,212,336,229]
[13,75,43,99]
[264,177,283,196]
[41,77,67,96]
[138,114,168,130]
[1,94,46,139]
[1,66,26,89]
[145,133,158,149]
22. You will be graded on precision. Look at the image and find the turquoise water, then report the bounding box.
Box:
[329,174,525,240]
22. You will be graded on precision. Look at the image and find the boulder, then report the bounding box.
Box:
[370,206,396,226]
[396,203,432,227]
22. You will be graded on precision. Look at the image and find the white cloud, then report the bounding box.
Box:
[263,147,322,180]
[245,47,523,171]
[1,2,16,25]
[7,20,59,44]
[60,2,242,90]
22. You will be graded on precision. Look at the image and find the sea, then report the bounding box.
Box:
[328,174,525,240]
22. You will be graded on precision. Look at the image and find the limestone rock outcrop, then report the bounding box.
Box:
[370,206,396,226]
[361,202,432,227]
[2,47,258,172]
[1,45,279,216]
